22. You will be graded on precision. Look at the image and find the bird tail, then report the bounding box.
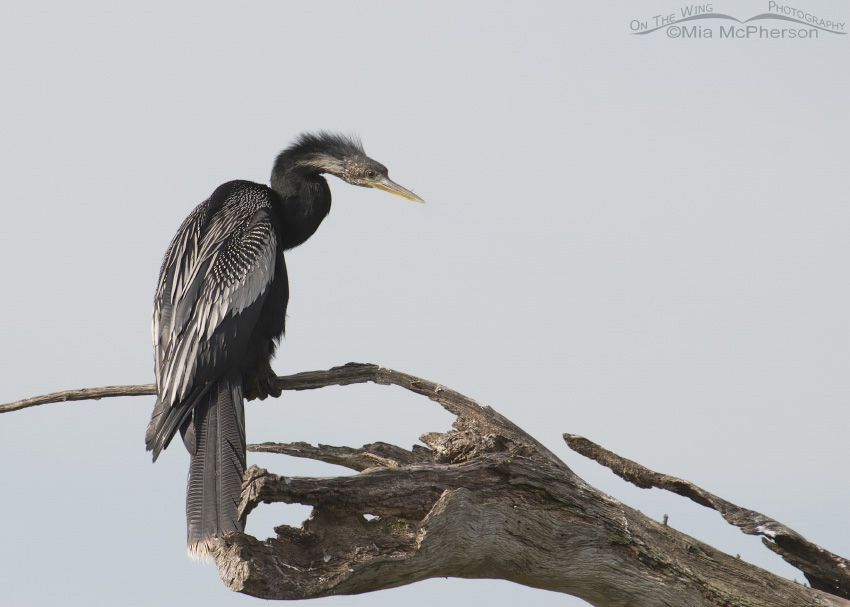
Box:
[185,371,247,560]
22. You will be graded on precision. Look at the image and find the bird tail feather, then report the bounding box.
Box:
[185,372,246,560]
[145,382,213,462]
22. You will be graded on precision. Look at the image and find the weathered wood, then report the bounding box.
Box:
[248,441,433,471]
[564,433,850,599]
[210,364,848,607]
[5,363,847,606]
[0,384,155,414]
[216,448,844,605]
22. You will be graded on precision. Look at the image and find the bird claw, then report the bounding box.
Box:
[244,369,281,401]
[261,375,283,399]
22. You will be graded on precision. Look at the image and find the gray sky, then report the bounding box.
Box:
[1,2,847,606]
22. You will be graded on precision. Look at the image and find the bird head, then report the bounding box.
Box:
[339,155,425,203]
[275,132,425,203]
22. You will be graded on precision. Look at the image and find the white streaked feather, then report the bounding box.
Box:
[153,191,278,409]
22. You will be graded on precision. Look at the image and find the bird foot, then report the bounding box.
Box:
[244,368,282,401]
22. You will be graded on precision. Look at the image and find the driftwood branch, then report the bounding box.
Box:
[0,384,155,414]
[563,434,850,600]
[249,441,433,471]
[221,364,847,606]
[5,363,848,606]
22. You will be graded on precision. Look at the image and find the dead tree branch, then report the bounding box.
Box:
[564,434,850,600]
[0,384,155,414]
[5,363,848,606]
[219,363,848,606]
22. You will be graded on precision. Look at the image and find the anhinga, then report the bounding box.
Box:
[145,132,423,558]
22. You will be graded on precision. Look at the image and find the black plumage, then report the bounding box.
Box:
[145,132,423,558]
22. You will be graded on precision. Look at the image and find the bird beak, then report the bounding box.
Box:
[373,176,425,203]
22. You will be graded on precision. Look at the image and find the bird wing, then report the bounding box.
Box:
[152,194,278,409]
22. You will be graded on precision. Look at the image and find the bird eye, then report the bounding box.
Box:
[365,169,377,179]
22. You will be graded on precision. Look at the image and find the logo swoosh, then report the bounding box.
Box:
[633,13,742,35]
[744,13,847,34]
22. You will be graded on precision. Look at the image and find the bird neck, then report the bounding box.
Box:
[270,166,333,250]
